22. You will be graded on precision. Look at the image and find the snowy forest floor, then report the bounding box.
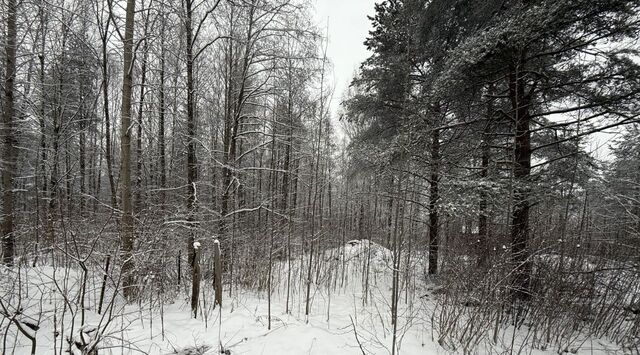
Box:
[0,241,632,354]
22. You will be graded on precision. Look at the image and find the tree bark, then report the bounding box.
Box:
[191,245,201,317]
[119,0,136,300]
[158,16,167,212]
[428,127,440,275]
[185,0,198,267]
[1,0,18,266]
[135,38,148,214]
[101,29,117,210]
[508,63,533,301]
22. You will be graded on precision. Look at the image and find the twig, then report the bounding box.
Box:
[350,315,367,355]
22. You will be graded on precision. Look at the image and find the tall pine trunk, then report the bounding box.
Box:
[1,0,18,266]
[508,63,532,301]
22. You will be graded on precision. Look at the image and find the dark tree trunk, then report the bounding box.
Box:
[38,2,47,196]
[185,0,198,267]
[508,64,533,301]
[1,0,18,266]
[478,131,490,267]
[386,193,393,249]
[428,127,440,275]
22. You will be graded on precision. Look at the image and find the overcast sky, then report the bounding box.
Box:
[310,0,618,158]
[313,0,377,118]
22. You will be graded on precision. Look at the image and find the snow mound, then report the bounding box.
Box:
[324,239,393,271]
[167,345,211,355]
[534,254,597,273]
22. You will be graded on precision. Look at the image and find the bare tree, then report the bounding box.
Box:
[119,0,137,299]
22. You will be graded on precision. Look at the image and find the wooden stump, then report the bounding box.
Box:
[213,240,222,307]
[191,243,201,318]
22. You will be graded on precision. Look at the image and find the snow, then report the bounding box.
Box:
[0,240,632,354]
[1,242,428,354]
[326,239,394,270]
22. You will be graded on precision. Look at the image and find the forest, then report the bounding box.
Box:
[1,0,640,354]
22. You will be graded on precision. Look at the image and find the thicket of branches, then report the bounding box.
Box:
[1,0,354,351]
[2,0,640,353]
[0,0,344,289]
[342,0,640,351]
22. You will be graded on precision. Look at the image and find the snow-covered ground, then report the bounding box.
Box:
[0,240,631,354]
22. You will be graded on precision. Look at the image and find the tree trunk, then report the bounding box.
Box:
[220,25,234,235]
[478,128,490,267]
[38,0,47,196]
[213,240,222,307]
[508,63,533,301]
[428,127,440,275]
[1,0,18,266]
[185,0,198,268]
[191,245,201,317]
[478,86,494,267]
[119,0,136,300]
[306,40,328,318]
[158,16,167,213]
[135,36,149,214]
[102,36,117,209]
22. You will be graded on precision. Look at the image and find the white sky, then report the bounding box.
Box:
[313,0,377,118]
